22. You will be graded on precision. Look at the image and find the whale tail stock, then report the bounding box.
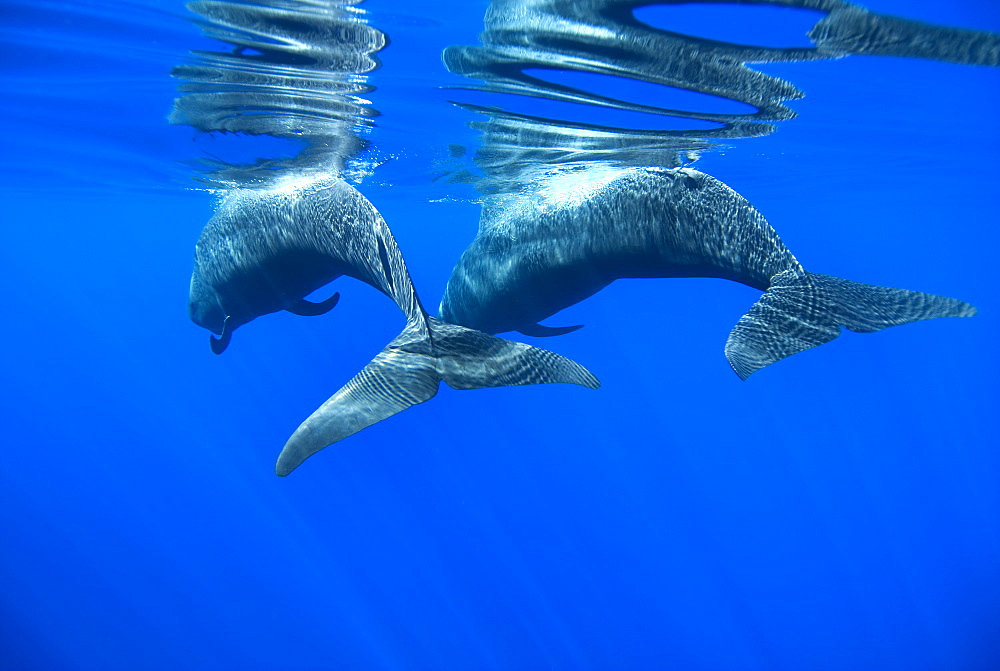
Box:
[725,270,977,380]
[275,317,599,476]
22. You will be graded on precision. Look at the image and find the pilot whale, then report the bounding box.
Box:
[190,193,343,355]
[189,175,599,475]
[439,166,976,378]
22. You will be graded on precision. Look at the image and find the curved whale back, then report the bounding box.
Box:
[189,177,423,338]
[440,167,801,334]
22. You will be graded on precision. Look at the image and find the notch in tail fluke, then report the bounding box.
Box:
[725,270,977,380]
[275,317,599,476]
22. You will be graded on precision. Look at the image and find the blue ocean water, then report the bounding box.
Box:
[2,1,999,669]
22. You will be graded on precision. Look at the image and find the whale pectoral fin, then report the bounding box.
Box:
[517,323,584,337]
[210,317,233,355]
[287,292,340,317]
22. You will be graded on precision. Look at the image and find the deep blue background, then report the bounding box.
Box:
[2,1,998,669]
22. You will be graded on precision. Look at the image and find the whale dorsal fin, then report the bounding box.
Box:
[287,293,340,317]
[517,323,584,337]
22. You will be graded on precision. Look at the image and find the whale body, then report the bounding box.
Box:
[189,184,351,354]
[189,175,599,475]
[439,166,976,378]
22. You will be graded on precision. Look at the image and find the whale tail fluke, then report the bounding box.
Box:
[725,270,977,380]
[275,317,599,476]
